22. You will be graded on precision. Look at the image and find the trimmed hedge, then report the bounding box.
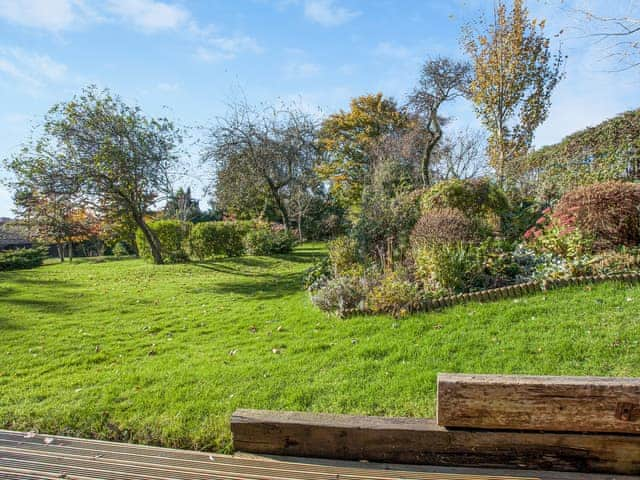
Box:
[0,247,48,271]
[188,221,247,259]
[244,226,297,255]
[136,220,190,263]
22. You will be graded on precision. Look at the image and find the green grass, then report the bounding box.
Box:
[1,242,639,452]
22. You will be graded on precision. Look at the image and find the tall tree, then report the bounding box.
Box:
[317,93,410,207]
[164,187,202,222]
[463,0,564,187]
[408,57,471,187]
[7,86,182,264]
[205,100,318,229]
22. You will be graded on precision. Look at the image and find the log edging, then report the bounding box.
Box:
[422,272,640,311]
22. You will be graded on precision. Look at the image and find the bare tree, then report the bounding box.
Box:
[574,3,640,71]
[204,100,318,229]
[408,56,471,187]
[433,128,488,181]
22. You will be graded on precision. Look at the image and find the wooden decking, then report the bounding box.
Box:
[0,429,635,480]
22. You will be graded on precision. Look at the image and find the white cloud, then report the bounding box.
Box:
[195,35,263,63]
[106,0,190,32]
[284,61,321,78]
[0,0,92,31]
[0,47,68,90]
[304,0,359,27]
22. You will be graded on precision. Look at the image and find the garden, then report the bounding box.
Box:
[2,0,640,454]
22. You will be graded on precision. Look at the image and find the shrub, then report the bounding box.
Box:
[552,181,640,251]
[0,247,48,271]
[188,221,246,259]
[524,210,593,260]
[353,188,422,266]
[327,236,361,275]
[310,274,373,317]
[244,225,296,255]
[421,178,510,223]
[501,197,545,241]
[136,220,190,263]
[413,242,487,294]
[112,241,133,257]
[303,257,332,290]
[410,208,491,248]
[367,270,423,317]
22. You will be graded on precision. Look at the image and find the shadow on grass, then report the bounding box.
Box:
[0,277,82,324]
[203,271,305,300]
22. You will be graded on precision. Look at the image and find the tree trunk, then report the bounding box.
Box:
[297,210,303,241]
[68,242,73,262]
[57,243,65,263]
[135,216,164,265]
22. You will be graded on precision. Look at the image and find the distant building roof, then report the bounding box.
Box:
[0,221,31,249]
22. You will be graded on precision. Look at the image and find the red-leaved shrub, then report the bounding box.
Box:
[552,182,640,251]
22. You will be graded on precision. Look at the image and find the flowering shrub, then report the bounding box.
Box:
[524,208,593,259]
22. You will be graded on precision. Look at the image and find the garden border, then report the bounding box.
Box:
[422,272,640,311]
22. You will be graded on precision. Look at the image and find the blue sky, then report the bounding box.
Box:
[0,0,639,217]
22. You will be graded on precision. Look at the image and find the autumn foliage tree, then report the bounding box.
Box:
[463,0,564,188]
[7,86,181,264]
[317,93,410,207]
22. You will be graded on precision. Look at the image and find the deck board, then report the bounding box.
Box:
[0,429,631,480]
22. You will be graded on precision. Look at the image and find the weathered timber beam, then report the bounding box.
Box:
[231,409,640,475]
[437,373,640,434]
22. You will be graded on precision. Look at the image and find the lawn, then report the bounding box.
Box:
[1,242,639,452]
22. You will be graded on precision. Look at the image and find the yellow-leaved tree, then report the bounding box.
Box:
[317,93,410,208]
[463,0,564,188]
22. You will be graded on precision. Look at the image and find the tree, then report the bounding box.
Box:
[205,100,318,230]
[11,188,98,262]
[574,5,640,71]
[164,187,202,222]
[317,93,410,207]
[408,57,471,187]
[433,128,488,181]
[462,0,564,188]
[7,86,182,264]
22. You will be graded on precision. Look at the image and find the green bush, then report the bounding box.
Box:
[410,208,491,248]
[244,225,296,255]
[327,236,361,275]
[188,221,246,259]
[421,178,509,228]
[136,220,190,263]
[112,241,133,257]
[413,242,487,294]
[367,270,423,317]
[0,247,48,271]
[353,188,422,266]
